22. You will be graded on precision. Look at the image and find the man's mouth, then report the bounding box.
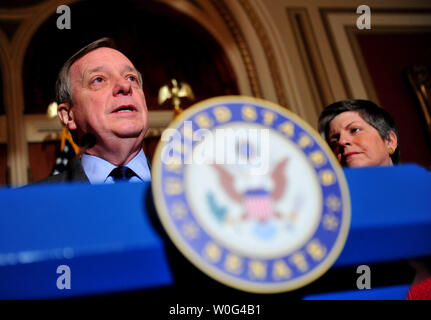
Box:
[112,105,137,113]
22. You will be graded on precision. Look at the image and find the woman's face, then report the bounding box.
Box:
[327,111,397,167]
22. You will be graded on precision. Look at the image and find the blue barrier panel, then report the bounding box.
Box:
[335,164,431,267]
[303,284,410,300]
[0,181,172,299]
[0,164,429,299]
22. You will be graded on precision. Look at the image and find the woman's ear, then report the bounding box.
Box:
[58,103,77,130]
[386,130,398,154]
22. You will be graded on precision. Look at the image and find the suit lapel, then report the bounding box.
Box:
[67,159,90,182]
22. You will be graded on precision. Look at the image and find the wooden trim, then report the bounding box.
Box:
[344,26,381,105]
[320,9,431,101]
[210,0,262,98]
[239,0,288,107]
[0,116,6,143]
[0,111,173,144]
[287,8,335,113]
[319,9,354,98]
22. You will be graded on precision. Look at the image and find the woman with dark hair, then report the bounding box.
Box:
[319,99,430,300]
[318,99,399,167]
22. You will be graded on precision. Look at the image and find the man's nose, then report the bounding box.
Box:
[113,77,132,96]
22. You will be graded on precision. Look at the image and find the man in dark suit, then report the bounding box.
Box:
[40,38,151,184]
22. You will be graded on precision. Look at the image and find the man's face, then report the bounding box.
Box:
[62,47,148,144]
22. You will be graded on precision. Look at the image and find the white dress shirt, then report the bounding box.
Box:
[81,149,151,184]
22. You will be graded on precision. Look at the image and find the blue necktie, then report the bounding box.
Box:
[109,166,136,182]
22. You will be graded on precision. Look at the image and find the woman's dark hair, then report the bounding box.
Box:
[318,99,400,164]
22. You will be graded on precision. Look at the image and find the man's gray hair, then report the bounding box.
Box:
[55,37,143,105]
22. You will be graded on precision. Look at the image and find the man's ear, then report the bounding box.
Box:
[58,103,77,130]
[386,130,398,152]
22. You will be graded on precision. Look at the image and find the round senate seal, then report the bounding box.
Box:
[152,96,350,293]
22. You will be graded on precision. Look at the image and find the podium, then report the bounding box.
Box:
[0,182,172,299]
[0,164,430,300]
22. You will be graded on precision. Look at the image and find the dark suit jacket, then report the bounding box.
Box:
[36,157,152,184]
[36,159,89,184]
